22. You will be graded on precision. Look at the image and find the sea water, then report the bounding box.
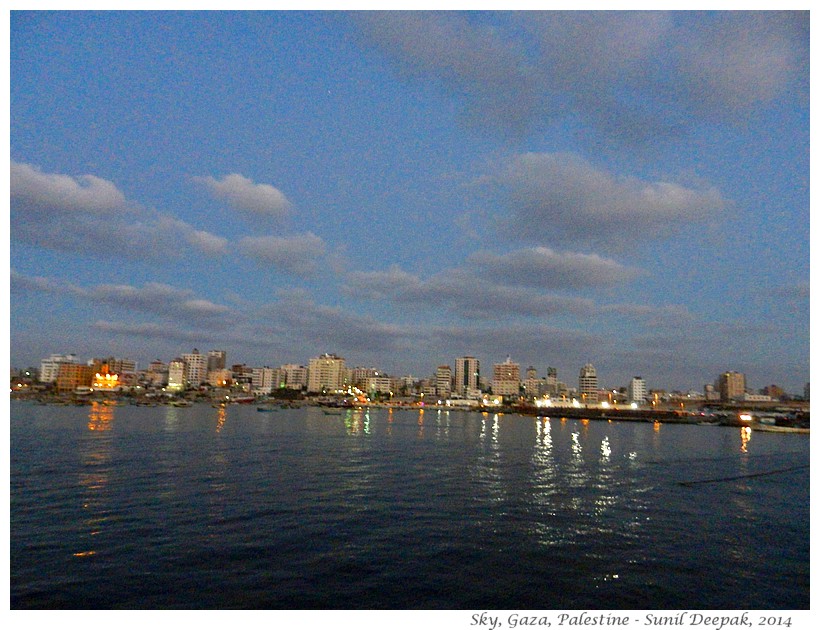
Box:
[10,401,810,609]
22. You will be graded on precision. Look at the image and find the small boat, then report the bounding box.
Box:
[322,408,345,415]
[257,405,278,412]
[170,399,193,407]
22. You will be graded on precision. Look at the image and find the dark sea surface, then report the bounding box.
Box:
[10,400,810,610]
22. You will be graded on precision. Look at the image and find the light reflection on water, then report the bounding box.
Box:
[10,403,810,609]
[75,402,116,558]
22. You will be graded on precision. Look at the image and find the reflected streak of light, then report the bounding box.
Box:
[88,401,114,431]
[571,432,582,458]
[601,436,611,460]
[740,426,752,453]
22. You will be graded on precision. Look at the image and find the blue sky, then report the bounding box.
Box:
[9,10,810,393]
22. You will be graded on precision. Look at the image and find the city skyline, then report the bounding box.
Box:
[10,11,810,392]
[22,347,804,398]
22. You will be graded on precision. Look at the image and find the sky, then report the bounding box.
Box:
[8,10,811,393]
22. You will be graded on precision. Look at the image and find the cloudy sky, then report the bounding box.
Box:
[9,10,810,393]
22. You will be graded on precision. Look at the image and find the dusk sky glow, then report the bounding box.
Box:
[9,10,810,393]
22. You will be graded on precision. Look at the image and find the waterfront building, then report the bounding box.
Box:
[740,392,772,403]
[252,367,276,395]
[167,359,186,391]
[546,367,558,395]
[436,365,452,398]
[718,371,746,402]
[91,357,137,376]
[366,376,392,395]
[207,350,227,372]
[579,363,598,404]
[55,362,94,393]
[762,384,785,400]
[454,356,480,397]
[182,349,208,386]
[523,367,543,398]
[208,368,233,388]
[804,382,810,401]
[279,364,308,390]
[307,353,346,393]
[39,354,78,383]
[703,383,720,401]
[349,367,378,387]
[493,357,521,397]
[628,376,646,405]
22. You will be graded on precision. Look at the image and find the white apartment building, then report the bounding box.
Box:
[436,365,452,398]
[167,359,186,391]
[365,376,392,394]
[252,367,276,395]
[307,353,346,393]
[182,349,208,386]
[40,354,78,383]
[628,376,647,404]
[279,364,308,390]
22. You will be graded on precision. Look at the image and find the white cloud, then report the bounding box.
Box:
[359,12,807,141]
[239,232,327,276]
[11,161,228,260]
[493,152,727,240]
[196,173,291,217]
[468,247,638,289]
[11,271,233,323]
[11,160,127,215]
[343,264,598,319]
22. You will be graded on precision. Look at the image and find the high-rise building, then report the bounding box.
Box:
[546,367,558,395]
[436,365,452,398]
[349,367,378,387]
[493,357,521,397]
[39,354,78,383]
[207,350,226,372]
[628,376,646,404]
[167,359,186,391]
[280,364,308,390]
[454,356,480,397]
[524,366,542,398]
[307,353,346,393]
[55,362,94,393]
[718,371,746,402]
[579,363,598,403]
[252,367,276,394]
[182,349,208,386]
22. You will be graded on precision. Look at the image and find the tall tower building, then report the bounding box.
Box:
[39,354,78,383]
[207,350,227,372]
[435,365,452,398]
[307,353,346,393]
[252,367,276,394]
[579,363,598,403]
[628,376,646,404]
[546,367,558,395]
[524,366,542,398]
[182,349,207,386]
[454,356,480,397]
[493,356,521,397]
[718,371,746,402]
[168,359,187,391]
